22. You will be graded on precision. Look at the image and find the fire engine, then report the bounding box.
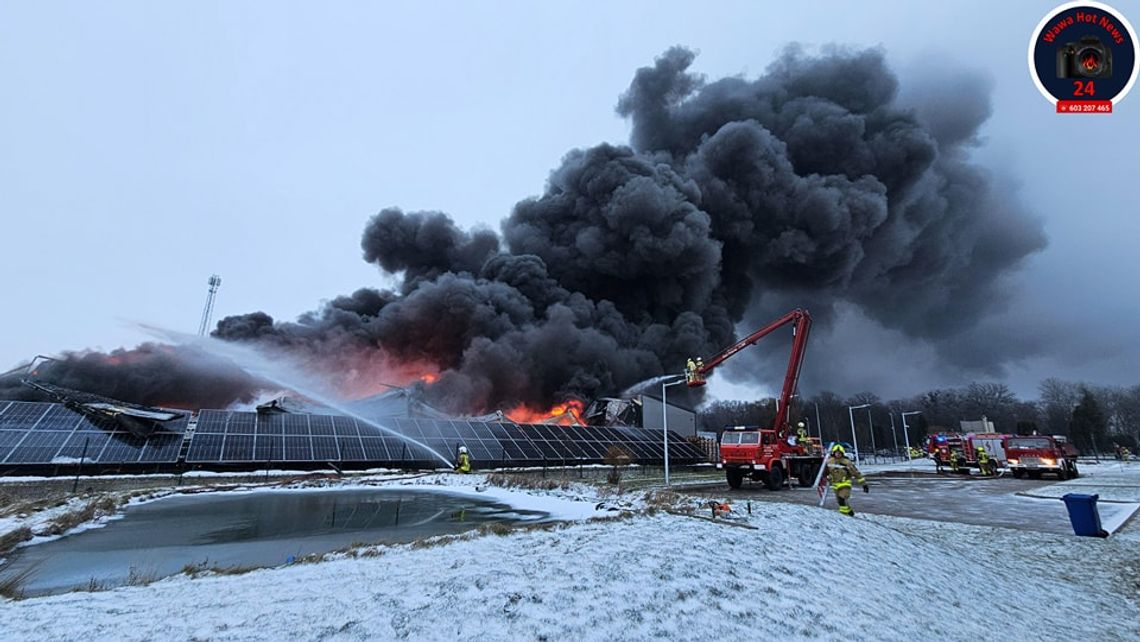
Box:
[928,432,1012,471]
[1004,435,1080,479]
[686,308,823,490]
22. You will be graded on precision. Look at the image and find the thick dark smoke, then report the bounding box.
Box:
[0,344,263,409]
[12,46,1046,412]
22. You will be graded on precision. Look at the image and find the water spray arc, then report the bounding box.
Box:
[147,326,456,468]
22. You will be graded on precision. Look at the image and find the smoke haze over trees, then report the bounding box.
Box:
[6,46,1053,414]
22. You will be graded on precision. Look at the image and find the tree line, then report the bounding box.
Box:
[697,379,1140,455]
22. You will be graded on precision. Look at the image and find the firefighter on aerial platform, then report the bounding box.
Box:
[685,357,705,385]
[976,446,992,476]
[795,422,813,454]
[826,444,868,517]
[455,445,471,473]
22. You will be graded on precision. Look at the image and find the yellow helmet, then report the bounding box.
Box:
[830,444,845,456]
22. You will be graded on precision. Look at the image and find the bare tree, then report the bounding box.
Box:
[1038,378,1081,436]
[961,382,1018,431]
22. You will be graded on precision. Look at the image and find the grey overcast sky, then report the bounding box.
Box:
[1,1,1137,400]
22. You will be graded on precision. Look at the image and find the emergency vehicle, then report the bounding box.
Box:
[1004,435,1080,479]
[685,308,824,490]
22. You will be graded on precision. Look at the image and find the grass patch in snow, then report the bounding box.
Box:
[642,489,689,513]
[207,564,263,576]
[41,496,119,536]
[485,472,573,491]
[179,560,269,579]
[126,564,161,587]
[0,562,38,600]
[0,526,33,554]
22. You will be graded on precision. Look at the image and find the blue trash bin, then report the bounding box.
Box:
[1061,493,1108,537]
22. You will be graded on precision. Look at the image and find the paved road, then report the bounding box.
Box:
[682,474,1130,535]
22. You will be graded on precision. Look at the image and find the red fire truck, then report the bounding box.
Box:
[1004,435,1080,479]
[686,308,823,490]
[927,432,1011,472]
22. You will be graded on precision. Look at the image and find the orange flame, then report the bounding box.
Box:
[505,399,585,425]
[419,373,438,384]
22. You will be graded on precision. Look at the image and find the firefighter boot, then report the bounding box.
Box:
[836,487,855,517]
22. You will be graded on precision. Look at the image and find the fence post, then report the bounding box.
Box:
[72,436,90,494]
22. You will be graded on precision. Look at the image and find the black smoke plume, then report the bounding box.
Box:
[11,46,1046,412]
[0,344,263,409]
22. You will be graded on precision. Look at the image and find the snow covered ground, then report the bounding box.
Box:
[1021,461,1140,502]
[1,471,1138,641]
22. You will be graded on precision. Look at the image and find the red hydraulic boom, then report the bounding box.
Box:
[685,308,812,437]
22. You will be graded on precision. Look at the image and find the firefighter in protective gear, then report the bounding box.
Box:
[795,422,813,454]
[455,445,471,473]
[976,446,992,476]
[826,444,867,517]
[685,358,700,384]
[950,447,962,473]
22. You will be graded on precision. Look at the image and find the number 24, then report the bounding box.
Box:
[1074,81,1096,96]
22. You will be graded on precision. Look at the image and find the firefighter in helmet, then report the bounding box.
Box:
[795,422,812,454]
[950,447,962,473]
[826,444,868,517]
[455,445,471,473]
[976,445,992,476]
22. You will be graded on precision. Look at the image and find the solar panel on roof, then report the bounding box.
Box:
[256,414,284,436]
[194,410,229,434]
[359,437,388,460]
[56,432,109,461]
[226,413,256,435]
[138,434,184,462]
[0,401,705,469]
[253,433,284,462]
[0,402,51,430]
[186,433,224,462]
[221,434,255,461]
[100,433,148,463]
[311,436,339,460]
[309,415,335,436]
[4,429,70,463]
[282,436,313,461]
[338,435,367,461]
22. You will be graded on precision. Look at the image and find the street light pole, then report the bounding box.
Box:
[662,375,687,487]
[889,412,899,460]
[865,406,875,462]
[847,404,870,464]
[814,402,823,441]
[902,411,922,459]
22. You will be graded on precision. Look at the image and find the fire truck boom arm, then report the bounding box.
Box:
[688,308,812,435]
[696,309,807,373]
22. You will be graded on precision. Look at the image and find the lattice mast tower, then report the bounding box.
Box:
[197,274,222,336]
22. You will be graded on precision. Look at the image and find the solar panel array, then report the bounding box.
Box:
[186,411,705,466]
[0,401,705,468]
[0,401,188,465]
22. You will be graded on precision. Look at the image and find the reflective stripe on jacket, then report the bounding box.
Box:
[827,456,865,488]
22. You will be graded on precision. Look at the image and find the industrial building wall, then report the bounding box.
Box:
[640,395,696,437]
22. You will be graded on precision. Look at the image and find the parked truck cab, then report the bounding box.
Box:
[1005,436,1080,480]
[718,427,821,490]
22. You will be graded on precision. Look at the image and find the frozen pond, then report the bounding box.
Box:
[1,487,546,596]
